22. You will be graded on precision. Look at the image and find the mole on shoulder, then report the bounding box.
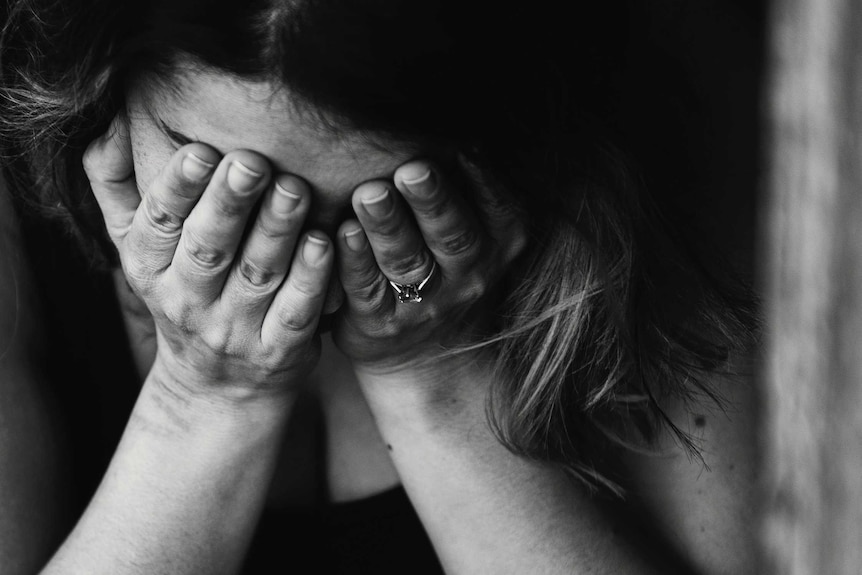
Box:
[386,443,392,451]
[694,415,707,428]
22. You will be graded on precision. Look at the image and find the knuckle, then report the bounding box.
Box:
[343,262,387,306]
[377,317,403,339]
[275,302,316,333]
[483,198,516,219]
[413,197,449,221]
[435,228,479,257]
[200,325,233,355]
[142,195,185,235]
[386,250,431,279]
[354,274,390,305]
[466,276,488,300]
[237,257,279,291]
[417,306,444,328]
[256,214,293,241]
[160,299,194,332]
[181,230,230,271]
[456,275,487,304]
[212,194,248,219]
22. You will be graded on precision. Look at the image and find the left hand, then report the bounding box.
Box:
[331,157,527,379]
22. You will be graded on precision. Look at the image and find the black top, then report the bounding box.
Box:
[244,487,443,574]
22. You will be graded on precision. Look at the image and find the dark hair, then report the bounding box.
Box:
[0,0,758,491]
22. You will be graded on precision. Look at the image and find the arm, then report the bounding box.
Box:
[38,116,333,573]
[43,367,295,575]
[330,159,681,573]
[355,359,667,574]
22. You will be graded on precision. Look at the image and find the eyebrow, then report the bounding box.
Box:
[158,119,196,147]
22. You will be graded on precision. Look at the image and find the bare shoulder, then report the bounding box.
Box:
[0,173,70,574]
[617,355,760,575]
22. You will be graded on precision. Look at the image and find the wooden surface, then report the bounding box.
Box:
[761,0,862,572]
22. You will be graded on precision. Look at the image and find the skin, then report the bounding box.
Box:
[120,67,523,499]
[86,64,656,574]
[0,62,756,573]
[126,70,415,241]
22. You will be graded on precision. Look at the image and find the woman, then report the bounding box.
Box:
[0,0,760,572]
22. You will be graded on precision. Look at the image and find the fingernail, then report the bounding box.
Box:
[227,161,263,192]
[402,166,436,195]
[182,153,215,182]
[360,187,392,218]
[272,181,302,214]
[343,227,367,252]
[303,234,329,264]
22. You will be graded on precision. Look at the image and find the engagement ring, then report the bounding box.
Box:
[388,261,437,303]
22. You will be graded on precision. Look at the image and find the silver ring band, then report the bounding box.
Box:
[388,261,437,303]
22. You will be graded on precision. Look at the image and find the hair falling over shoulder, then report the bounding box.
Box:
[0,0,760,492]
[476,140,759,494]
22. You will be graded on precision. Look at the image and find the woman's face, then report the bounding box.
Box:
[126,65,416,237]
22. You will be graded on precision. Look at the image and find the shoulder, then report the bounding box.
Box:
[617,353,759,574]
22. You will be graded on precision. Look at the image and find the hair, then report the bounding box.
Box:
[0,0,758,492]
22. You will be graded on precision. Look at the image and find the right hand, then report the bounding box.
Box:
[84,115,333,403]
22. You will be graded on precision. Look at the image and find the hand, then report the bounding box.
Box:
[331,157,527,380]
[84,116,333,402]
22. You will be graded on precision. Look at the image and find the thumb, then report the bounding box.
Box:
[83,113,140,244]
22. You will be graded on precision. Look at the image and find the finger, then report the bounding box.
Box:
[123,142,220,277]
[170,150,271,301]
[221,174,310,312]
[84,114,139,244]
[352,180,435,286]
[336,219,393,316]
[262,232,333,348]
[392,161,484,276]
[323,274,345,316]
[456,154,528,263]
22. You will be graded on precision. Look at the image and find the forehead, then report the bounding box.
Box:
[139,65,415,195]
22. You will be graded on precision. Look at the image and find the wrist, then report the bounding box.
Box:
[148,351,299,414]
[142,355,298,437]
[51,361,297,575]
[354,351,494,431]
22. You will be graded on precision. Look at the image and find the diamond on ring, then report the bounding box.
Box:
[388,261,437,303]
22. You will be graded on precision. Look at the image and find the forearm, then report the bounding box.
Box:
[356,359,663,575]
[42,370,294,575]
